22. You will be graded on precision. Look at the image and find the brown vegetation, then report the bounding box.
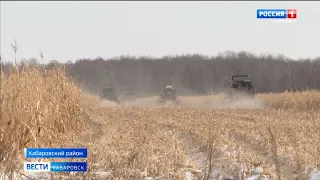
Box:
[258,90,320,111]
[0,66,84,178]
[0,63,319,179]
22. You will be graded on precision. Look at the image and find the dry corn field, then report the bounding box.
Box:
[0,66,319,180]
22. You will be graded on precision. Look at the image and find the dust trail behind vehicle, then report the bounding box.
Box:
[98,94,265,110]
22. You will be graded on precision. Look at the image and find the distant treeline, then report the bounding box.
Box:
[2,51,320,96]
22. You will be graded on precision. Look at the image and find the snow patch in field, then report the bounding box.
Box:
[310,170,320,180]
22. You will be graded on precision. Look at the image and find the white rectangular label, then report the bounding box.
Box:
[24,162,51,172]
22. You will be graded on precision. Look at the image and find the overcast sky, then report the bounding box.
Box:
[1,1,319,63]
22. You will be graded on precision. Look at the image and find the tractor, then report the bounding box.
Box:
[100,85,120,104]
[225,75,255,100]
[156,85,179,105]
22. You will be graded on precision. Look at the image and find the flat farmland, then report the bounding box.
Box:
[1,67,319,180]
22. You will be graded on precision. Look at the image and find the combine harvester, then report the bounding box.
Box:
[224,75,256,108]
[100,85,121,104]
[100,85,138,105]
[156,85,181,106]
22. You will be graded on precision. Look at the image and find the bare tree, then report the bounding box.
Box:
[11,39,19,65]
[39,51,44,64]
[3,51,320,94]
[66,53,320,95]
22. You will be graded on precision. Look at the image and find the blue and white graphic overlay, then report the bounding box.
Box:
[24,162,87,172]
[25,148,88,158]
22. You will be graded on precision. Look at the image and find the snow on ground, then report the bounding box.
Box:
[310,169,320,180]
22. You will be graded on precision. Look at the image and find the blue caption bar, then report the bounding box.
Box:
[50,162,87,172]
[257,9,287,19]
[25,148,88,158]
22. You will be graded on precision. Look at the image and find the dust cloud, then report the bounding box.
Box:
[98,95,265,110]
[84,81,265,110]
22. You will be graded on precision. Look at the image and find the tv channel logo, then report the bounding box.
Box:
[24,162,50,172]
[24,162,87,172]
[257,9,297,19]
